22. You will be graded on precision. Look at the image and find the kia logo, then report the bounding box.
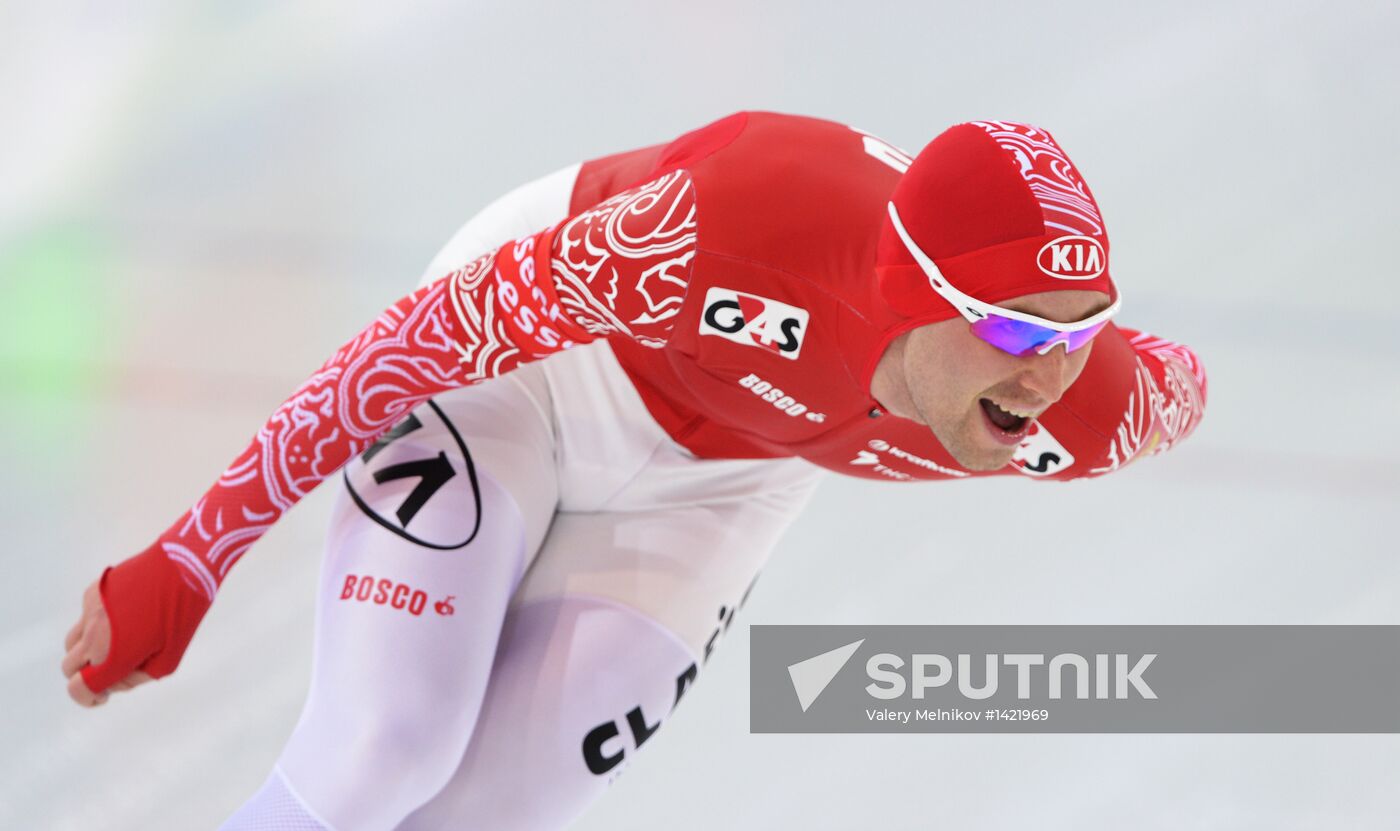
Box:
[1036,235,1105,280]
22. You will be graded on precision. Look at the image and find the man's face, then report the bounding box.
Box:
[899,290,1112,471]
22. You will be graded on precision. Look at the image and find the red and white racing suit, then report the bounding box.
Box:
[83,112,1206,830]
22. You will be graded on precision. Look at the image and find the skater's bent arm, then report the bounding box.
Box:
[991,322,1207,482]
[1039,322,1208,479]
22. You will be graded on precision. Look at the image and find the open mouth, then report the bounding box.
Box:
[979,398,1032,444]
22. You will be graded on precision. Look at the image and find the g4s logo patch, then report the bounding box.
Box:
[699,287,809,360]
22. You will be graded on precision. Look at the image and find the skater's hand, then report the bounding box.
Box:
[65,546,214,702]
[62,580,152,707]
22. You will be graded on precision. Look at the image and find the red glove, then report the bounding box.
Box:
[80,545,212,693]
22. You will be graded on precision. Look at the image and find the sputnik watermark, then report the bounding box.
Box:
[752,626,1400,733]
[864,652,1156,700]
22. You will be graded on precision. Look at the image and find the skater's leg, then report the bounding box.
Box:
[223,370,560,831]
[400,460,823,830]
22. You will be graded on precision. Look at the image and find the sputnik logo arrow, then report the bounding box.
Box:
[787,639,865,712]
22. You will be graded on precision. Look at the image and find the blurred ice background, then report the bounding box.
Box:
[2,1,1397,828]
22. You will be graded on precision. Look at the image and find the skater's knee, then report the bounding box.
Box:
[276,708,475,831]
[345,713,471,798]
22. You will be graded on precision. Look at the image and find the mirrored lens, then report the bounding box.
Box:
[969,315,1108,357]
[1056,321,1109,353]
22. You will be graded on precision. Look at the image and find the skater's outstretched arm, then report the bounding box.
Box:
[63,170,697,704]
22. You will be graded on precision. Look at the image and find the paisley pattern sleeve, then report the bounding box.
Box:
[82,170,697,692]
[549,168,696,347]
[1006,323,1206,484]
[1087,327,1208,474]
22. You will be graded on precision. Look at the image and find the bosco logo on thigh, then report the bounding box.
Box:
[338,573,456,618]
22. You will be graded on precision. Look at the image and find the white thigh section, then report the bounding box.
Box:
[533,339,826,653]
[396,393,824,829]
[397,594,702,831]
[516,479,820,660]
[417,162,582,287]
[272,372,562,831]
[534,341,676,508]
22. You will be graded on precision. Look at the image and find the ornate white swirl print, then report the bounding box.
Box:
[970,121,1105,236]
[446,249,526,381]
[1091,332,1207,474]
[155,278,473,598]
[551,169,697,346]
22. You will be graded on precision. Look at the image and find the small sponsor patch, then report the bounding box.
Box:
[338,574,455,618]
[343,401,482,549]
[736,373,824,421]
[1010,421,1074,476]
[699,287,808,359]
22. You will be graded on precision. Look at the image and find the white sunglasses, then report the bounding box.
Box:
[887,201,1121,356]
